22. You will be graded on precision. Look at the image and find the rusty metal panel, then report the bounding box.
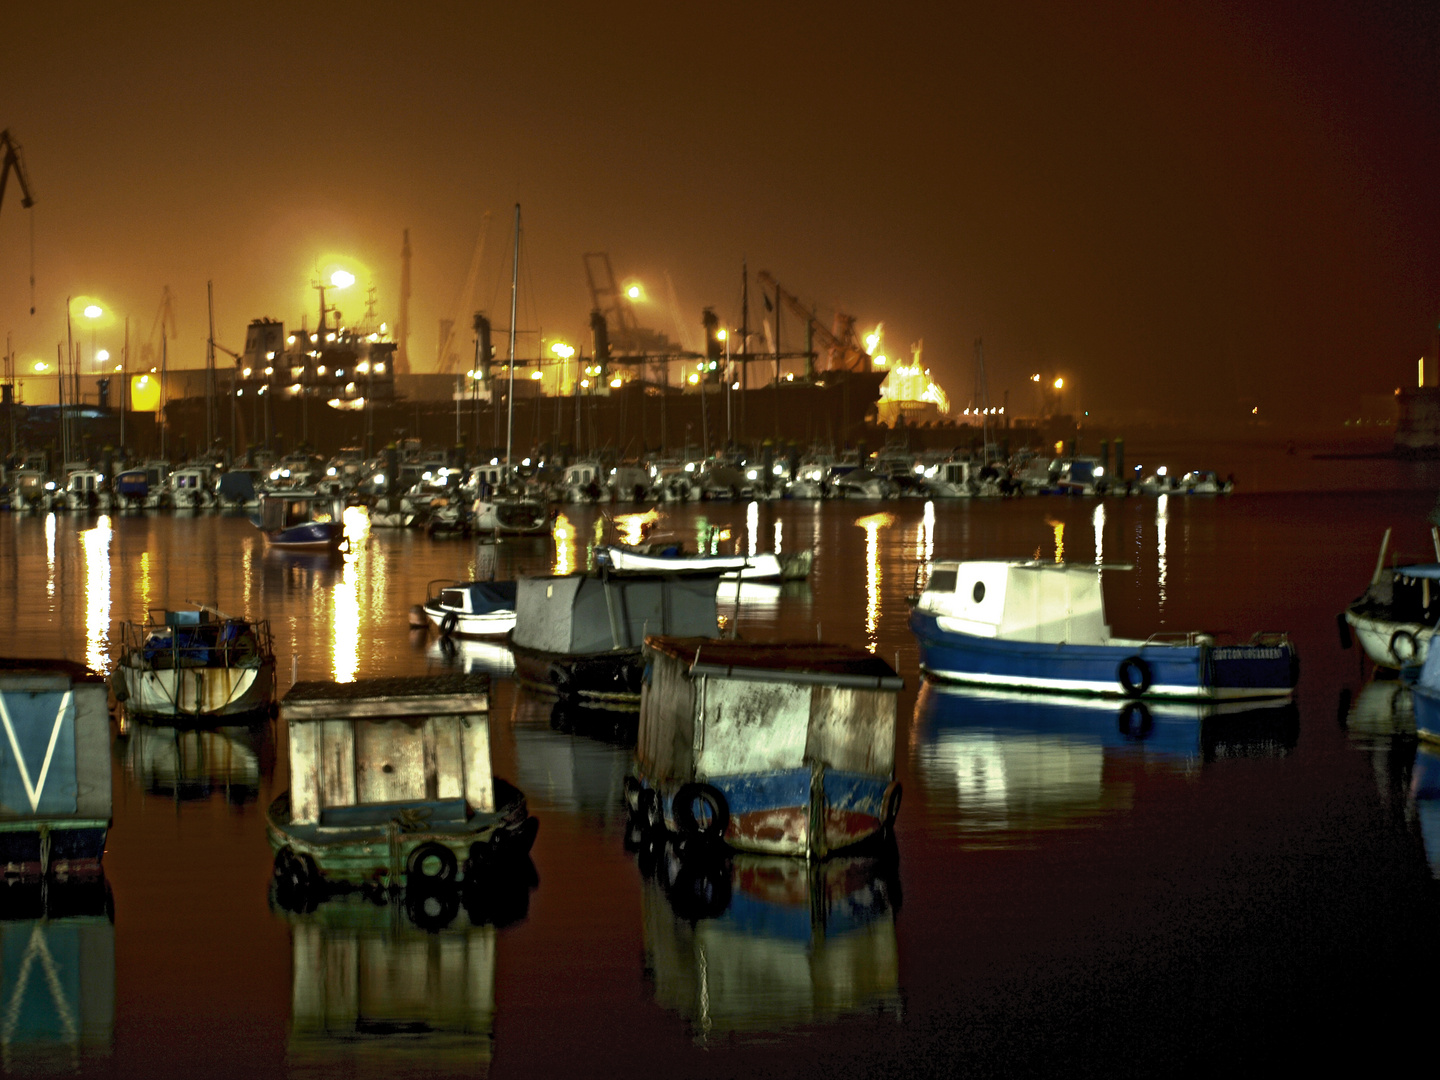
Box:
[427,717,464,801]
[354,721,426,804]
[806,687,897,774]
[461,715,494,813]
[696,679,808,777]
[289,721,321,825]
[319,721,357,808]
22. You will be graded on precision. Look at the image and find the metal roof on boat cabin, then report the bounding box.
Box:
[283,673,490,721]
[1395,563,1440,580]
[646,636,901,687]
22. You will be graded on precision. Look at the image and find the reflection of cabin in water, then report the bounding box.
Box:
[641,854,900,1033]
[285,895,495,1073]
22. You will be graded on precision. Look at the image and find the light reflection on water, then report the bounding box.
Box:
[855,512,893,653]
[81,516,112,673]
[1157,492,1170,619]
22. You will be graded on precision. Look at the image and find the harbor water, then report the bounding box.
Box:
[3,464,1440,1077]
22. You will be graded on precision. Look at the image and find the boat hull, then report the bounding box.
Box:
[910,609,1296,701]
[117,660,276,720]
[1344,606,1432,669]
[597,546,787,582]
[266,783,535,889]
[633,767,892,858]
[423,603,516,638]
[262,522,346,550]
[510,640,644,709]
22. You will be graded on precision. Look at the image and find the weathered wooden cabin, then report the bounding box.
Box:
[267,673,534,892]
[632,637,903,857]
[0,660,112,879]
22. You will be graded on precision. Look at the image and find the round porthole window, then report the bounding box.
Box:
[973,581,986,603]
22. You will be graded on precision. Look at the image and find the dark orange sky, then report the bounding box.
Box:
[1,0,1435,425]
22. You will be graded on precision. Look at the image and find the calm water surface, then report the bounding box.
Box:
[2,477,1439,1077]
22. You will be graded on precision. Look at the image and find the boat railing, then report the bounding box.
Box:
[1137,631,1213,648]
[426,578,462,604]
[120,615,273,670]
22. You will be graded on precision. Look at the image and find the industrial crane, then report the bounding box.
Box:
[437,213,491,374]
[1,129,37,315]
[755,270,872,374]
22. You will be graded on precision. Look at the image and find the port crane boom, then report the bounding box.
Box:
[755,270,872,373]
[0,130,35,214]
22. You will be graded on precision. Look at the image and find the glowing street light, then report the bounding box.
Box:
[33,360,47,373]
[625,283,643,301]
[550,342,574,359]
[1053,377,1064,390]
[330,269,355,289]
[83,305,102,319]
[96,349,110,364]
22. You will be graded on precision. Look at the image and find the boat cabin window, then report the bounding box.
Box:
[441,589,467,610]
[973,581,986,602]
[928,569,958,593]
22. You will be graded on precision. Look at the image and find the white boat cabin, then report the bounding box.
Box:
[917,560,1114,645]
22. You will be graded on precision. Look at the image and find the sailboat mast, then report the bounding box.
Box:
[506,203,519,472]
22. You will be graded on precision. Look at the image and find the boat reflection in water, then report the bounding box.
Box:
[510,692,635,817]
[1341,679,1418,818]
[420,634,517,680]
[1411,745,1440,879]
[0,876,114,1072]
[276,879,533,1078]
[913,682,1298,842]
[637,848,901,1040]
[116,720,273,804]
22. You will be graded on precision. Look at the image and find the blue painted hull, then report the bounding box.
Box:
[262,522,345,550]
[643,766,891,857]
[909,609,1296,701]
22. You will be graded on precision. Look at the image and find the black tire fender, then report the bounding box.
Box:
[439,611,459,638]
[1389,628,1419,664]
[1117,655,1153,697]
[672,783,730,841]
[880,781,904,831]
[407,841,458,885]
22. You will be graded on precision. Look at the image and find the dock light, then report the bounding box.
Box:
[243,367,252,377]
[1053,377,1064,389]
[746,469,758,480]
[1031,373,1040,382]
[96,349,110,363]
[688,373,700,385]
[264,366,273,376]
[317,365,326,375]
[626,284,643,301]
[716,328,727,341]
[357,362,369,374]
[773,464,784,475]
[33,361,46,372]
[331,270,355,289]
[1095,466,1105,477]
[287,335,296,345]
[374,473,386,486]
[531,370,543,380]
[374,363,385,374]
[1158,466,1168,476]
[83,305,102,319]
[580,379,590,388]
[610,377,622,388]
[551,342,574,359]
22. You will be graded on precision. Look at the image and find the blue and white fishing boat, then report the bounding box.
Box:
[251,491,347,550]
[421,579,518,638]
[909,559,1299,701]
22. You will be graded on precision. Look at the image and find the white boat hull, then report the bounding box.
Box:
[599,547,787,581]
[119,661,276,720]
[1345,608,1432,669]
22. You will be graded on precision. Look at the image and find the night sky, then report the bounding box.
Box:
[2,0,1436,426]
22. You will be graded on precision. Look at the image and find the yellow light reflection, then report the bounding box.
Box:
[1156,494,1169,618]
[747,502,759,558]
[773,519,783,556]
[331,507,369,683]
[1049,519,1065,563]
[855,513,894,653]
[615,509,660,546]
[45,513,56,598]
[138,551,153,612]
[81,517,112,673]
[553,513,576,575]
[1092,503,1105,566]
[918,501,935,565]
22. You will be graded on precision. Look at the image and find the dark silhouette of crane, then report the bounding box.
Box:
[1,129,37,315]
[755,270,872,374]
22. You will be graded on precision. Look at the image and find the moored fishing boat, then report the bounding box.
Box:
[421,579,518,637]
[1341,529,1438,669]
[251,491,347,549]
[910,559,1299,700]
[626,637,904,857]
[472,490,550,535]
[510,571,722,709]
[111,607,276,722]
[595,543,811,582]
[266,673,537,894]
